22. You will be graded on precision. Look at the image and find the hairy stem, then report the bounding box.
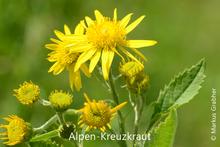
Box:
[129,93,145,146]
[33,115,58,132]
[56,112,65,125]
[109,72,127,147]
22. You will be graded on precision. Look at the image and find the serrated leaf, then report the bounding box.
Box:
[158,59,206,112]
[146,109,177,147]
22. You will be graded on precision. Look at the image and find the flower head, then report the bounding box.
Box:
[78,93,127,132]
[0,115,32,146]
[127,74,149,94]
[49,90,73,111]
[120,60,144,77]
[120,60,149,93]
[45,25,90,91]
[65,9,157,80]
[14,81,40,105]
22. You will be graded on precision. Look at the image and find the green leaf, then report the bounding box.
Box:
[30,130,59,142]
[148,59,205,132]
[157,59,206,112]
[146,109,177,147]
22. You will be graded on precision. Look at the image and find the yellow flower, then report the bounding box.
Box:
[65,9,157,80]
[45,25,91,91]
[78,93,127,132]
[14,81,40,105]
[0,115,32,146]
[120,60,144,77]
[49,90,73,111]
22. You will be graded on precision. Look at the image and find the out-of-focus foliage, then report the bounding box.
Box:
[0,0,219,147]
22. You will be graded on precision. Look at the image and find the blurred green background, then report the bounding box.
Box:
[0,0,219,147]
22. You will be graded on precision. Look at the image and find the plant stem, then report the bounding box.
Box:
[129,93,146,146]
[109,72,127,147]
[56,112,65,125]
[33,115,58,132]
[39,99,51,107]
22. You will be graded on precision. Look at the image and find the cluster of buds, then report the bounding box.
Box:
[120,61,149,94]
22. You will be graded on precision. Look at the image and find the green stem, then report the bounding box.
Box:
[33,115,58,133]
[56,112,65,125]
[129,93,145,147]
[109,72,127,147]
[39,99,51,107]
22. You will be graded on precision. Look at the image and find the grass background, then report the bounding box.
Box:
[0,0,219,147]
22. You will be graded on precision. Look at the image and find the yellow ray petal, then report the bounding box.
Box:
[126,40,157,48]
[94,10,104,23]
[106,50,115,76]
[63,34,86,42]
[119,46,141,64]
[112,48,125,61]
[85,16,94,27]
[50,38,62,44]
[80,64,91,77]
[74,21,85,34]
[89,50,101,73]
[120,13,133,28]
[83,93,91,103]
[101,49,114,80]
[113,8,117,22]
[130,48,147,61]
[74,49,96,72]
[68,64,81,91]
[54,30,65,40]
[111,101,127,113]
[64,24,71,35]
[73,71,82,91]
[125,15,145,34]
[69,43,92,53]
[45,44,58,50]
[107,123,111,129]
[49,62,64,75]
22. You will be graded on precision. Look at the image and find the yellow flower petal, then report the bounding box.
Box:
[74,22,85,34]
[54,30,65,40]
[101,48,109,80]
[69,44,92,53]
[111,101,127,113]
[125,15,145,34]
[106,50,114,75]
[119,46,141,64]
[89,50,101,73]
[130,48,147,61]
[113,8,117,22]
[49,62,64,75]
[74,49,96,72]
[80,64,91,77]
[127,40,157,48]
[64,24,71,35]
[101,49,114,80]
[50,38,62,44]
[69,69,82,91]
[45,44,58,50]
[120,13,133,28]
[85,16,94,27]
[94,10,104,23]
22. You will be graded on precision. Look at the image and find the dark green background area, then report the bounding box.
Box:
[0,0,219,147]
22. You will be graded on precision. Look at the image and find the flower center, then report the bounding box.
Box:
[7,120,26,143]
[61,49,79,65]
[83,102,111,127]
[86,19,126,49]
